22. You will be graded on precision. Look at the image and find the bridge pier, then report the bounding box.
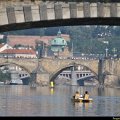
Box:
[98,58,105,86]
[36,73,49,86]
[71,65,78,86]
[30,60,50,86]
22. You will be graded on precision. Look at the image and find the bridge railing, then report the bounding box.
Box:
[0,0,120,32]
[36,0,120,3]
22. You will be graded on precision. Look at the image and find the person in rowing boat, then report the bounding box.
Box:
[83,91,89,100]
[73,91,80,99]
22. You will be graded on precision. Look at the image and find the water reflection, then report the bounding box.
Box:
[83,103,90,111]
[72,100,93,116]
[98,87,105,96]
[73,102,93,111]
[0,85,119,116]
[50,88,54,95]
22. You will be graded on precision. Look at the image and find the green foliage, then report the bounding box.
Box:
[0,35,7,44]
[0,70,11,82]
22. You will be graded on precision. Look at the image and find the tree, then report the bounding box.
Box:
[0,69,11,82]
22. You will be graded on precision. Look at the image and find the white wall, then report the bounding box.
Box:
[0,44,13,52]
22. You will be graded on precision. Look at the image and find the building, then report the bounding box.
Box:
[50,30,71,57]
[3,31,71,58]
[50,29,67,52]
[0,48,37,58]
[0,43,13,52]
[59,46,71,59]
[7,33,70,49]
[0,34,4,39]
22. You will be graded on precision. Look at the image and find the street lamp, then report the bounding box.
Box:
[6,36,9,62]
[105,47,108,58]
[71,42,74,58]
[37,42,43,59]
[112,48,117,58]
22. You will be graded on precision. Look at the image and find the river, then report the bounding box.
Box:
[0,85,120,117]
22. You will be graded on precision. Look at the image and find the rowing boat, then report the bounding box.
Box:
[71,97,93,103]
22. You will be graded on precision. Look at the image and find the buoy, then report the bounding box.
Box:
[50,81,54,88]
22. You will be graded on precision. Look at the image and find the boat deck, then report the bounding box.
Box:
[71,97,93,103]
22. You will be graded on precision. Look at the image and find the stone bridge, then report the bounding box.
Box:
[0,58,120,86]
[0,58,38,73]
[0,0,120,32]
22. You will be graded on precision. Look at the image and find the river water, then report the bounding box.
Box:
[0,85,120,117]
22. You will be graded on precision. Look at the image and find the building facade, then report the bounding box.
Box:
[0,48,37,58]
[0,43,12,52]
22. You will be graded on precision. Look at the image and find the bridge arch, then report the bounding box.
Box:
[49,62,98,82]
[0,62,31,74]
[1,18,120,33]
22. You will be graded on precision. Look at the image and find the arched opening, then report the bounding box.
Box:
[50,63,98,86]
[0,63,31,85]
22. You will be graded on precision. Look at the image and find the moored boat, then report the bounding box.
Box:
[21,76,30,85]
[10,79,23,85]
[0,82,4,85]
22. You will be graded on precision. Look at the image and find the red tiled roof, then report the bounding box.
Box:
[7,35,70,49]
[0,49,36,54]
[0,44,5,48]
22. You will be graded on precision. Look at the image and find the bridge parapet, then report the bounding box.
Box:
[40,58,98,73]
[0,1,120,32]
